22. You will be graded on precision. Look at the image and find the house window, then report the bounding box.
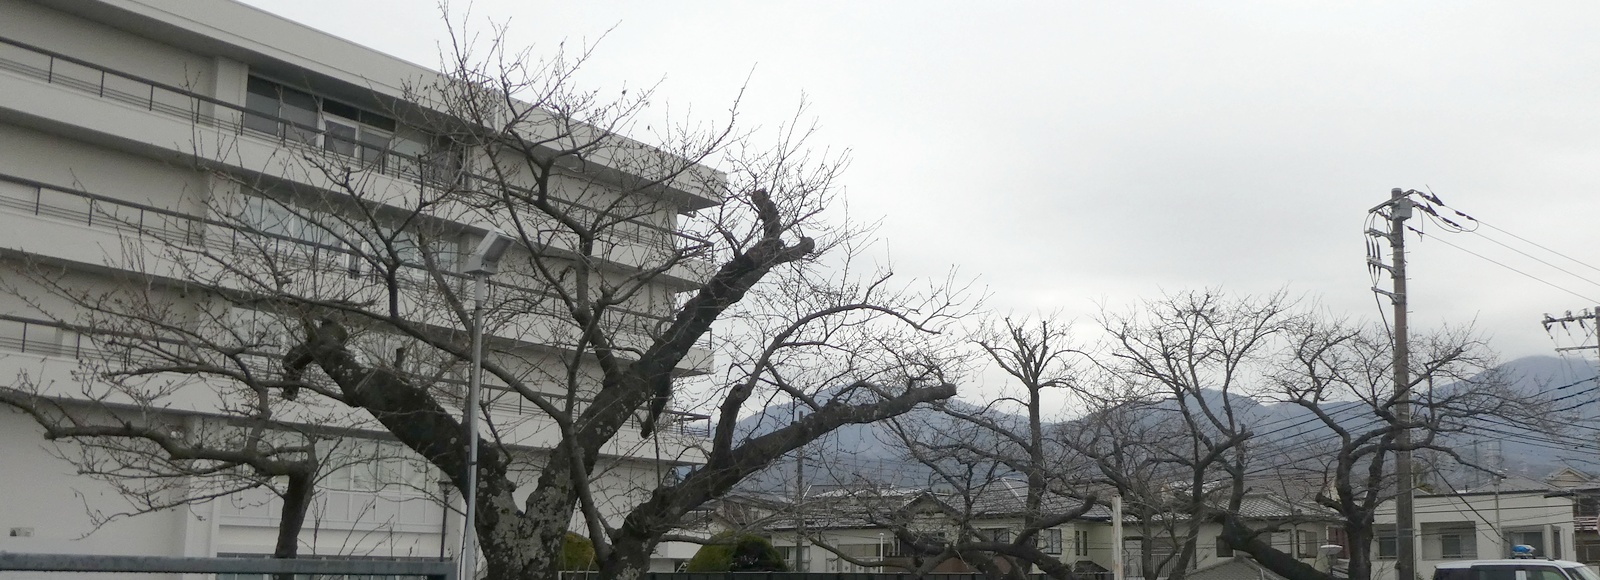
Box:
[1217,536,1234,558]
[1377,531,1397,559]
[1440,533,1467,559]
[775,546,807,571]
[978,528,1012,544]
[1578,496,1600,518]
[1298,530,1319,559]
[1075,530,1091,557]
[1326,527,1349,558]
[826,544,879,573]
[899,532,948,557]
[1423,522,1477,560]
[1039,529,1062,555]
[1508,529,1546,558]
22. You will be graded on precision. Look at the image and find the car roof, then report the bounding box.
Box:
[1435,560,1588,569]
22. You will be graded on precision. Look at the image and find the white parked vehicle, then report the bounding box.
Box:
[1433,559,1600,580]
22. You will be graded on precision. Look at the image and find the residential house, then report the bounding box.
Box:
[1126,492,1341,580]
[1372,482,1578,580]
[764,478,1342,580]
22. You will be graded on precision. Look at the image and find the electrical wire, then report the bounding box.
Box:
[1417,189,1600,277]
[1406,225,1600,304]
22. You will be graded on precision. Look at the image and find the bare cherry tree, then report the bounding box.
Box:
[807,316,1101,580]
[1236,317,1526,580]
[1099,289,1527,580]
[1062,394,1200,580]
[1,20,977,580]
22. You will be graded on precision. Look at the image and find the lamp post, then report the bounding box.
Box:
[460,229,513,580]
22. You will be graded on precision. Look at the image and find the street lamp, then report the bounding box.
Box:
[461,229,513,580]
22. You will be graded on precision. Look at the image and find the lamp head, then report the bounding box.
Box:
[464,229,514,275]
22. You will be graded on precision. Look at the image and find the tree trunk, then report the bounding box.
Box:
[1344,527,1372,580]
[272,471,314,580]
[598,542,654,580]
[1220,514,1330,580]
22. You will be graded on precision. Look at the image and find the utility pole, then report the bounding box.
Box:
[1542,308,1600,353]
[794,446,806,572]
[1369,188,1415,580]
[1540,309,1600,411]
[1111,495,1124,580]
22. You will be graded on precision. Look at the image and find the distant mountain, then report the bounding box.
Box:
[726,356,1600,494]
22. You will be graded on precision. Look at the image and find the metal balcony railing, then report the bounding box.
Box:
[0,313,710,436]
[0,172,681,337]
[0,35,708,252]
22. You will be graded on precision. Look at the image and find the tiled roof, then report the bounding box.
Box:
[1233,493,1337,520]
[1187,556,1290,580]
[917,478,1113,520]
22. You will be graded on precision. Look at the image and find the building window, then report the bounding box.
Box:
[1075,530,1091,557]
[1217,536,1234,558]
[775,546,807,571]
[1508,529,1547,558]
[243,76,395,167]
[245,76,317,144]
[1039,529,1062,555]
[1579,496,1600,518]
[1298,530,1319,559]
[1422,522,1477,560]
[1377,531,1397,560]
[826,544,879,573]
[1440,533,1467,559]
[1326,527,1349,558]
[978,528,1012,544]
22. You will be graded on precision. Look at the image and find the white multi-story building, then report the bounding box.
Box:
[0,0,713,571]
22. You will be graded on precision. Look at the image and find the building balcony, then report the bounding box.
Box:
[0,312,710,460]
[0,168,714,375]
[0,35,715,288]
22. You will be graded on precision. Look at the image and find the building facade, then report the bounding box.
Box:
[763,484,1337,579]
[1373,489,1579,580]
[0,0,712,573]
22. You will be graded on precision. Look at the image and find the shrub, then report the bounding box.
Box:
[686,533,787,572]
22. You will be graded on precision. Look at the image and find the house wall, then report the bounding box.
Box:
[1118,520,1329,579]
[768,519,1116,575]
[1373,492,1577,580]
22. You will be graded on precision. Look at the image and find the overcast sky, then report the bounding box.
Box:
[243,0,1600,366]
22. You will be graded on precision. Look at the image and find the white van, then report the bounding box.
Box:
[1433,560,1600,580]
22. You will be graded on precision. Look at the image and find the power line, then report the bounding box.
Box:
[1416,191,1600,278]
[1406,225,1600,304]
[1462,228,1600,291]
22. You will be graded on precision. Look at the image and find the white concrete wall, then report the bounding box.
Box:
[768,519,1119,575]
[1374,492,1578,580]
[0,408,194,580]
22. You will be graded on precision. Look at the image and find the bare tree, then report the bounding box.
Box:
[1,20,978,580]
[1063,395,1199,580]
[807,316,1101,580]
[1097,289,1529,580]
[1235,317,1528,580]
